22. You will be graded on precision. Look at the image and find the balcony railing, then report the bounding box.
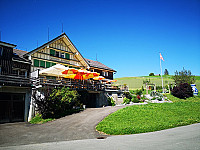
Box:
[0,74,128,92]
[32,77,106,91]
[0,74,32,87]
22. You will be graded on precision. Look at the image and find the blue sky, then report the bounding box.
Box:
[0,0,199,78]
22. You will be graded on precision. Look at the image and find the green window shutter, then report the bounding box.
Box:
[34,59,39,67]
[52,63,56,66]
[46,61,51,68]
[40,60,45,68]
[50,49,55,56]
[65,53,70,59]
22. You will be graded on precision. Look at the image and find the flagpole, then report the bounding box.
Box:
[160,53,164,93]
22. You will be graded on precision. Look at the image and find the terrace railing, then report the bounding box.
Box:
[0,74,32,87]
[32,77,106,91]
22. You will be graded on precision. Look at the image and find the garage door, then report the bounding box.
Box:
[0,93,25,123]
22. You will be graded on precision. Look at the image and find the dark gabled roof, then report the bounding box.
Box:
[13,49,28,57]
[0,41,16,48]
[85,58,116,72]
[13,49,31,63]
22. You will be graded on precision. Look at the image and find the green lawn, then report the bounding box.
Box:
[115,75,200,90]
[96,95,200,135]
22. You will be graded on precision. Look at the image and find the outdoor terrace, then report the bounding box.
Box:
[32,77,106,91]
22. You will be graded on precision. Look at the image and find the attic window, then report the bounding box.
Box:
[88,61,90,63]
[13,53,17,55]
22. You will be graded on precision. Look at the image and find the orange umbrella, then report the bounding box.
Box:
[93,76,105,80]
[62,68,100,80]
[62,68,78,75]
[106,80,117,83]
[84,72,99,79]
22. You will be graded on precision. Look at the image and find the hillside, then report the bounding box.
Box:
[115,75,200,90]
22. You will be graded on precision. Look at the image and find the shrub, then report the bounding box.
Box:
[137,95,141,100]
[123,98,131,104]
[123,92,132,99]
[131,96,139,103]
[141,86,144,91]
[151,97,156,100]
[149,73,155,76]
[172,83,193,99]
[135,89,142,96]
[156,86,162,90]
[157,97,162,101]
[107,97,115,106]
[33,87,81,119]
[129,90,134,94]
[150,91,156,97]
[29,114,54,124]
[140,95,146,100]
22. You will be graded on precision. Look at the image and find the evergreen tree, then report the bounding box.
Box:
[172,69,195,86]
[164,69,169,75]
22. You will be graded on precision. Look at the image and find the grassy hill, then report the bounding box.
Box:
[114,75,200,90]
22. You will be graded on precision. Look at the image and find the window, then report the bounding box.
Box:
[34,59,39,67]
[41,54,45,59]
[61,53,65,58]
[55,51,59,57]
[40,60,45,68]
[102,71,108,76]
[102,71,105,76]
[46,61,51,68]
[12,69,19,76]
[19,70,27,77]
[52,63,56,66]
[50,49,55,56]
[0,47,3,56]
[65,53,70,59]
[106,72,108,76]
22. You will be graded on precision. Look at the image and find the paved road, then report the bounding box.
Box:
[1,123,200,150]
[0,105,136,147]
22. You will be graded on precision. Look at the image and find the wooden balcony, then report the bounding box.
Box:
[32,77,106,91]
[0,74,32,87]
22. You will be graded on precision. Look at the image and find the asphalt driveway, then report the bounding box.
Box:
[0,105,131,147]
[2,123,199,150]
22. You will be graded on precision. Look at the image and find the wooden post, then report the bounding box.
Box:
[146,83,148,95]
[154,84,156,92]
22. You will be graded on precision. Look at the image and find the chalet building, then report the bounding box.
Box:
[0,41,32,123]
[15,33,116,79]
[1,33,120,122]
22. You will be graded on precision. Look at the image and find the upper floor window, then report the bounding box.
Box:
[12,69,19,76]
[50,49,55,56]
[55,51,59,57]
[61,53,65,58]
[102,71,108,76]
[19,70,27,77]
[0,47,3,56]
